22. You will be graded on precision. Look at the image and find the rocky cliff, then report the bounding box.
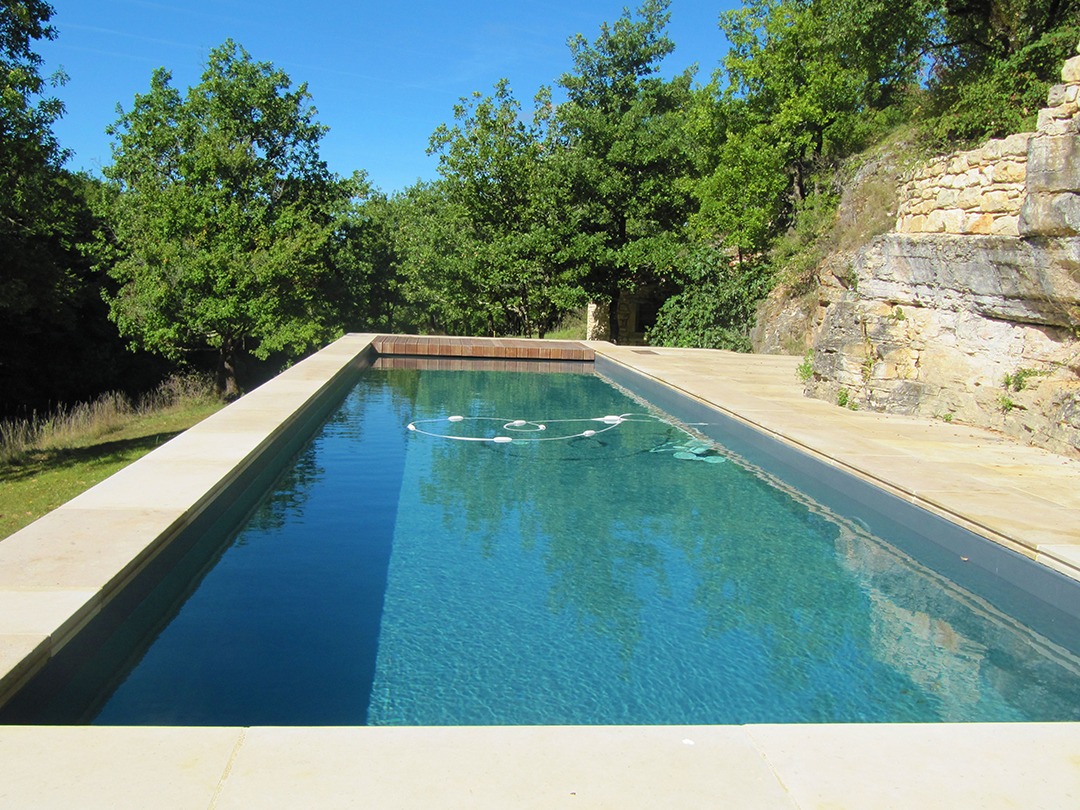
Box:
[778,43,1080,457]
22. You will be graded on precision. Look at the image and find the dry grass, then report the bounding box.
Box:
[0,374,219,466]
[0,375,224,540]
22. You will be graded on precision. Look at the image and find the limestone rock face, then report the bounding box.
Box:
[791,45,1080,456]
[805,234,1080,455]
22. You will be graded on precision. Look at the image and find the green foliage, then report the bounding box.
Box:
[796,350,815,382]
[718,0,935,202]
[930,24,1080,143]
[768,191,842,289]
[0,3,165,415]
[691,127,788,256]
[391,181,497,335]
[555,0,698,341]
[1003,367,1047,391]
[836,387,859,410]
[99,41,356,396]
[419,80,587,337]
[646,248,774,352]
[330,183,402,333]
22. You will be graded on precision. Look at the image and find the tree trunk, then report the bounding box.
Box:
[607,291,621,344]
[215,340,241,401]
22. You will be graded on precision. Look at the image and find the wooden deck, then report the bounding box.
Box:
[371,335,593,361]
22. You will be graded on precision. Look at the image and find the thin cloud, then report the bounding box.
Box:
[62,23,203,53]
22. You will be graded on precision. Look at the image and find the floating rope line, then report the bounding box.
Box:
[407,413,730,464]
[406,412,671,444]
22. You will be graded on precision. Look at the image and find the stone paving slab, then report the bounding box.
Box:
[216,726,794,809]
[0,726,243,809]
[747,722,1080,810]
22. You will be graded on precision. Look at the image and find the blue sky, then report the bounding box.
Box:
[38,1,738,193]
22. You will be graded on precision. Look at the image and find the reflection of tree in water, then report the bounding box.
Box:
[243,371,420,536]
[383,366,1080,721]
[402,369,896,705]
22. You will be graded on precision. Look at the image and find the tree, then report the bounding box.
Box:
[323,175,403,334]
[1,0,69,408]
[691,124,789,258]
[424,80,586,337]
[392,180,489,335]
[718,0,935,204]
[0,1,151,413]
[556,0,697,341]
[928,0,1080,141]
[99,41,354,397]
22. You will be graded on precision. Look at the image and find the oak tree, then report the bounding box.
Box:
[100,41,354,397]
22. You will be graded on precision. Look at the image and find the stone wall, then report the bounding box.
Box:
[803,44,1080,457]
[895,133,1030,237]
[895,50,1080,240]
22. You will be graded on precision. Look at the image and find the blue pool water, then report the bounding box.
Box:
[9,363,1080,725]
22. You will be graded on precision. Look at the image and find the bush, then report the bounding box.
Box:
[647,249,774,351]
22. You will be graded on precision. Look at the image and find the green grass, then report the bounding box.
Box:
[0,379,223,540]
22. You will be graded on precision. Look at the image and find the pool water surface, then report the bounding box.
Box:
[10,363,1080,725]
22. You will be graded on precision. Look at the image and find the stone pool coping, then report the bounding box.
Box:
[0,333,1078,808]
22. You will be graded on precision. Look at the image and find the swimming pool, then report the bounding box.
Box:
[5,357,1080,725]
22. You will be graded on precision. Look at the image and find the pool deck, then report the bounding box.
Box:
[1,333,1079,808]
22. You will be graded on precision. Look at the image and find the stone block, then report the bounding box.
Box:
[1002,132,1033,156]
[1047,84,1069,107]
[964,167,986,187]
[925,210,946,232]
[956,187,983,208]
[1062,55,1080,84]
[981,139,1007,160]
[990,160,1026,184]
[942,209,966,233]
[1040,116,1080,137]
[1026,134,1080,193]
[1018,191,1080,237]
[963,212,994,234]
[979,190,1014,213]
[1039,102,1079,124]
[936,188,959,207]
[990,215,1019,237]
[908,214,928,232]
[1067,85,1079,104]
